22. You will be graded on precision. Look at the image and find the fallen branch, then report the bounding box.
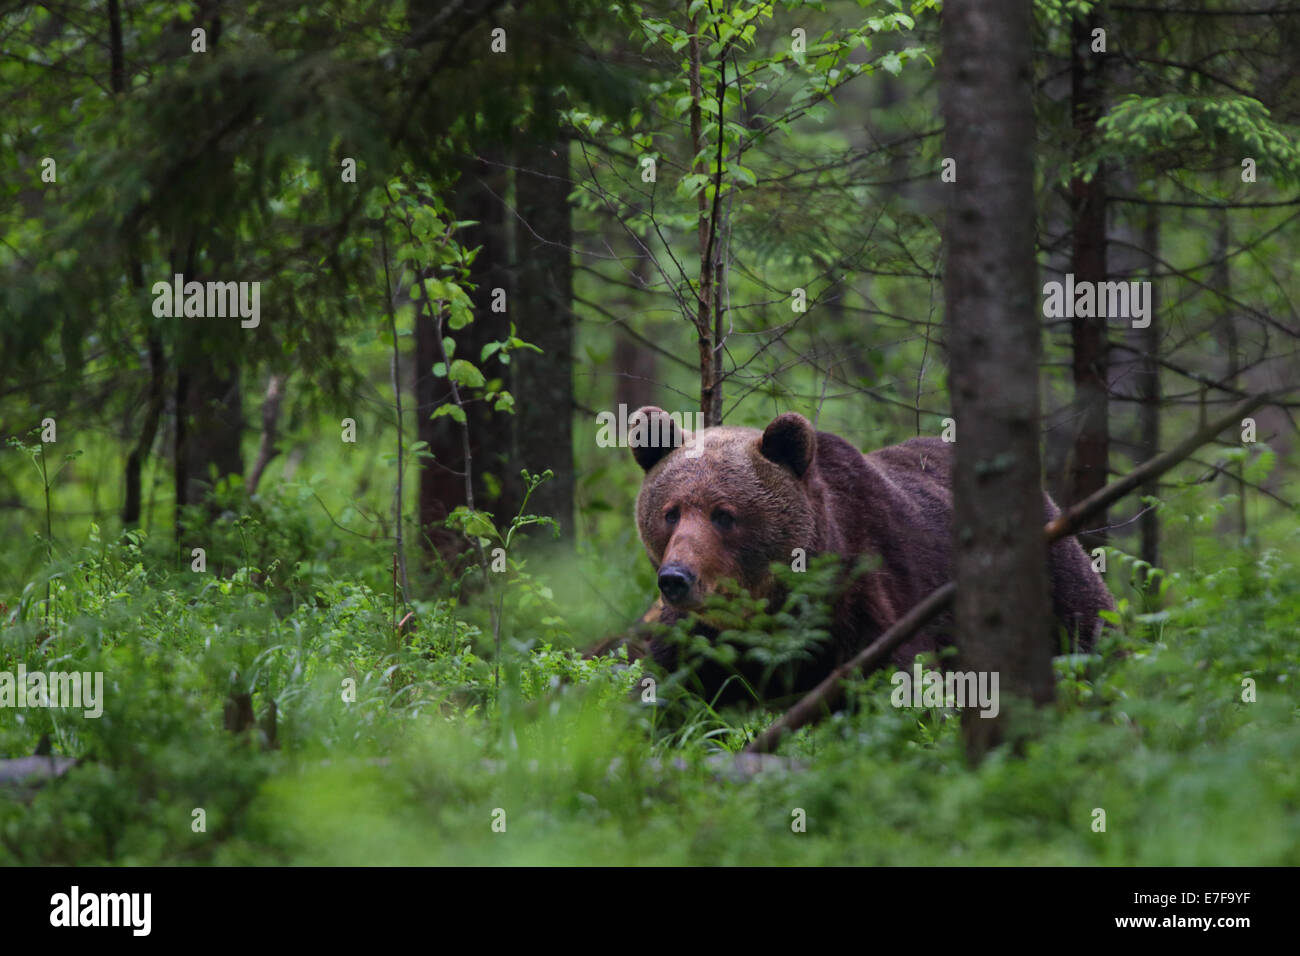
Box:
[746,391,1277,755]
[746,581,955,754]
[1044,392,1273,540]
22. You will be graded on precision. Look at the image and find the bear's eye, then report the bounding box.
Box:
[665,507,680,526]
[711,509,735,531]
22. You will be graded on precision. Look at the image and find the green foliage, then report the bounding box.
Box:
[1,0,1298,869]
[647,553,845,706]
[1094,94,1300,186]
[2,481,1296,864]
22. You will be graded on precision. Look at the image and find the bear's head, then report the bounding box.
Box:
[631,407,819,611]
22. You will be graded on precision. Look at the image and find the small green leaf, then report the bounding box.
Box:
[448,359,486,387]
[432,404,466,424]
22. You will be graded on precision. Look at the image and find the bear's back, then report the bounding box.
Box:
[861,435,953,515]
[812,432,955,594]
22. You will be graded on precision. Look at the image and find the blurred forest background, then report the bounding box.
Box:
[1,0,1298,865]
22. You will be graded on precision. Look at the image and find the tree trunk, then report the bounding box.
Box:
[1068,10,1109,550]
[111,0,165,529]
[613,335,657,412]
[688,19,723,426]
[416,153,512,563]
[247,373,287,496]
[613,243,658,412]
[122,334,165,526]
[174,342,244,517]
[1210,210,1247,544]
[941,0,1055,762]
[1137,205,1161,578]
[513,93,575,542]
[166,25,243,534]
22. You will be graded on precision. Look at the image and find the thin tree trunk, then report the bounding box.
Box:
[174,364,188,542]
[123,335,165,526]
[173,238,244,527]
[416,153,511,562]
[613,335,657,411]
[1211,210,1247,544]
[942,0,1055,763]
[614,239,658,411]
[176,353,244,512]
[383,237,410,601]
[169,26,242,534]
[689,19,723,426]
[1069,9,1110,550]
[514,81,575,541]
[247,373,287,497]
[1138,205,1161,578]
[111,0,165,529]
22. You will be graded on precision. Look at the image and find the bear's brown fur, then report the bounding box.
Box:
[615,407,1114,701]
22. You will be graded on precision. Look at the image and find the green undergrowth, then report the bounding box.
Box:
[1,489,1297,865]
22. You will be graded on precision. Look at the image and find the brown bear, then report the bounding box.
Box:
[609,406,1114,703]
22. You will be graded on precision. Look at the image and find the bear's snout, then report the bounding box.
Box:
[657,563,697,605]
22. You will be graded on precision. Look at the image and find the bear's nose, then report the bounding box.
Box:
[657,564,696,604]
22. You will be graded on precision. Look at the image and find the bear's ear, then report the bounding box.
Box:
[630,406,691,472]
[760,412,815,477]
